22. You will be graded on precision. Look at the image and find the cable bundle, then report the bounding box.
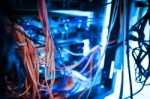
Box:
[124,1,150,98]
[1,0,102,98]
[131,6,150,85]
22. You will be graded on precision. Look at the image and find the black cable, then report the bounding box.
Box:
[124,0,150,98]
[124,79,146,99]
[126,0,133,98]
[118,0,124,98]
[119,66,124,99]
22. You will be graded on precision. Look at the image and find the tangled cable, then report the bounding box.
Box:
[125,1,150,98]
[131,3,150,85]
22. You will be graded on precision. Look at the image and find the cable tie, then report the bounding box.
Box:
[17,42,27,46]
